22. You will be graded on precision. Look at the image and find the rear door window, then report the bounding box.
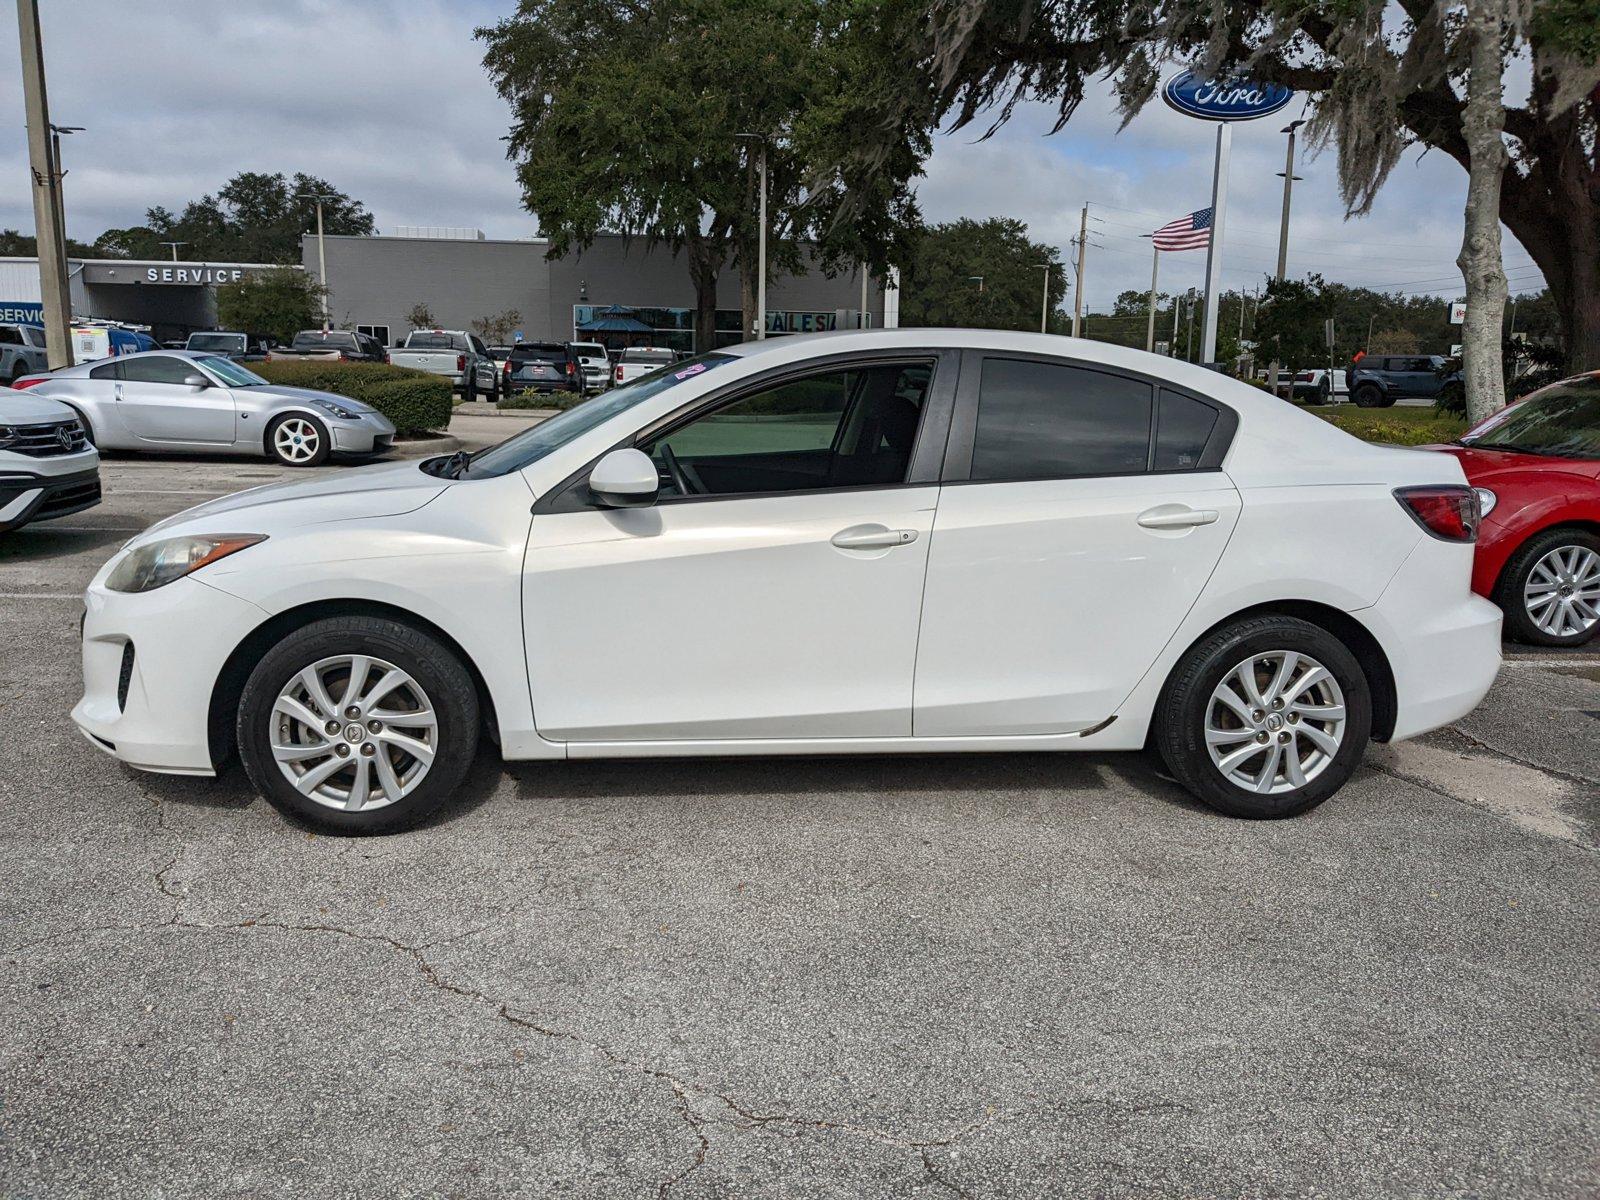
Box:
[970,358,1152,481]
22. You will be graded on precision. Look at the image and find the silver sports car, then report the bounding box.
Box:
[26,350,396,467]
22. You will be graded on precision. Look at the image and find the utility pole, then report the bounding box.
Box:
[1143,236,1159,353]
[17,0,74,369]
[1268,119,1305,397]
[159,241,187,262]
[1365,312,1375,355]
[1170,291,1182,356]
[296,191,333,329]
[1186,291,1197,362]
[1071,204,1088,337]
[1035,263,1051,333]
[755,139,767,339]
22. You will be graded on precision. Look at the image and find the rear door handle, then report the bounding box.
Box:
[1137,505,1219,530]
[831,524,918,550]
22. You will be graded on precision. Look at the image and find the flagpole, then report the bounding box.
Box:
[1144,237,1159,353]
[1199,121,1231,364]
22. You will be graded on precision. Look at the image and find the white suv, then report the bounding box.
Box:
[0,390,101,532]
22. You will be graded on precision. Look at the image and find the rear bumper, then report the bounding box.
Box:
[1363,536,1502,742]
[0,465,102,532]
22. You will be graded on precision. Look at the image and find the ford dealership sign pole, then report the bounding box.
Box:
[1162,71,1294,365]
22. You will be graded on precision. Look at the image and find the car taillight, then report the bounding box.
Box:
[566,361,574,375]
[383,351,392,364]
[1394,485,1480,543]
[456,354,466,371]
[615,366,624,382]
[503,359,512,375]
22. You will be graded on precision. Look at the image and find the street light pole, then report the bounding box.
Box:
[296,191,332,329]
[159,241,187,262]
[1268,119,1305,397]
[48,122,81,272]
[1071,204,1088,337]
[734,133,769,340]
[17,0,74,368]
[1035,263,1051,333]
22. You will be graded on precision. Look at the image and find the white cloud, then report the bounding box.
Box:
[0,0,1543,314]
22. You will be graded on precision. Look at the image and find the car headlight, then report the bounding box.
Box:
[106,534,267,593]
[309,398,360,420]
[1473,487,1498,518]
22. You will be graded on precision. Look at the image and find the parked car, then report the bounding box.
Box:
[71,324,149,362]
[1349,354,1463,409]
[486,345,517,363]
[0,322,49,385]
[1427,371,1600,646]
[25,350,395,467]
[504,342,579,396]
[388,330,501,400]
[568,341,611,393]
[72,329,1499,834]
[184,331,270,361]
[1290,368,1348,404]
[613,345,677,386]
[269,329,387,365]
[0,389,100,532]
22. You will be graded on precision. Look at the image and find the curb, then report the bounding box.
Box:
[388,434,461,459]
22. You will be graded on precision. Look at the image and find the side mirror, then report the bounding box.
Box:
[588,447,659,509]
[182,373,209,390]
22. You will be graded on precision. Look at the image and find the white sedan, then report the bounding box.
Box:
[74,330,1501,834]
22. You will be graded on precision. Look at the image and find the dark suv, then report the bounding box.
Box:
[503,342,580,395]
[1348,354,1463,409]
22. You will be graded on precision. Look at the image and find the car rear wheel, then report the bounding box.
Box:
[266,413,330,467]
[1496,528,1600,646]
[237,615,480,835]
[1155,615,1372,819]
[1352,384,1384,408]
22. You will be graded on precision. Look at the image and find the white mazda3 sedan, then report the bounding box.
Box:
[25,350,396,466]
[73,331,1502,834]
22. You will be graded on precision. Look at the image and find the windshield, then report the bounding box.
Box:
[197,356,269,387]
[462,352,736,479]
[293,331,357,349]
[624,349,676,364]
[1462,376,1600,458]
[187,333,242,351]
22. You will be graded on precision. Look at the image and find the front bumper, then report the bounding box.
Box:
[0,465,102,532]
[73,574,271,775]
[330,412,397,455]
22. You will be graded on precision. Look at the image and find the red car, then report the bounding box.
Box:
[1429,372,1600,646]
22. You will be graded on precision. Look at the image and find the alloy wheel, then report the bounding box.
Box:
[269,654,439,812]
[1205,651,1347,795]
[274,418,321,464]
[1524,545,1600,639]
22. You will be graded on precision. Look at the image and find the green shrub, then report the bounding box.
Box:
[253,360,452,434]
[500,389,586,412]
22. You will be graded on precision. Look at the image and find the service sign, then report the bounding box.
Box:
[1162,70,1294,122]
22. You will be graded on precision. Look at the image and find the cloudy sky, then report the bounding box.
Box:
[1,0,1546,315]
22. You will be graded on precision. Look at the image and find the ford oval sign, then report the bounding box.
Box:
[1162,69,1294,122]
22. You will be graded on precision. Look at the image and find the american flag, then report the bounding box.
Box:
[1152,207,1213,251]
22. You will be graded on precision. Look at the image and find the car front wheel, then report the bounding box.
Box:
[1496,528,1600,646]
[237,615,481,834]
[1352,384,1384,408]
[1155,615,1372,819]
[267,413,331,467]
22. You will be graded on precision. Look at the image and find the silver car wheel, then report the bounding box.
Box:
[1205,651,1347,795]
[273,417,321,464]
[1524,545,1600,638]
[269,654,439,812]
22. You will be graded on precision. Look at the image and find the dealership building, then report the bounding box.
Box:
[2,229,891,350]
[303,229,890,352]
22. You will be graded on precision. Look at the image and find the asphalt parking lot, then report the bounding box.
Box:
[2,429,1597,1198]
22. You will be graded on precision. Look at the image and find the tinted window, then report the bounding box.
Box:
[90,361,118,380]
[642,362,931,497]
[405,332,468,351]
[971,359,1151,481]
[1154,390,1219,471]
[0,327,21,346]
[197,357,268,386]
[186,333,243,352]
[623,349,675,364]
[24,326,47,347]
[119,355,202,385]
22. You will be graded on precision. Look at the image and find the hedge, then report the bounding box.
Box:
[252,360,453,435]
[500,389,588,412]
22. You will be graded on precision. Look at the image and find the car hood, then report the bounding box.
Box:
[0,389,80,423]
[245,384,378,413]
[136,458,449,542]
[1425,444,1600,482]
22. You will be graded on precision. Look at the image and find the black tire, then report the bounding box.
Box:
[65,404,94,445]
[1154,614,1373,819]
[463,371,477,403]
[236,615,480,835]
[265,412,331,467]
[1352,384,1384,408]
[7,360,26,385]
[1494,527,1600,647]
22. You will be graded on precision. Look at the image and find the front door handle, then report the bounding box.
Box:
[1137,505,1219,530]
[831,524,918,550]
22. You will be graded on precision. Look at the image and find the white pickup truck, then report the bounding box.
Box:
[388,330,502,400]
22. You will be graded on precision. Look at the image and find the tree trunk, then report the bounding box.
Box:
[1454,0,1511,424]
[684,232,722,354]
[738,246,760,342]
